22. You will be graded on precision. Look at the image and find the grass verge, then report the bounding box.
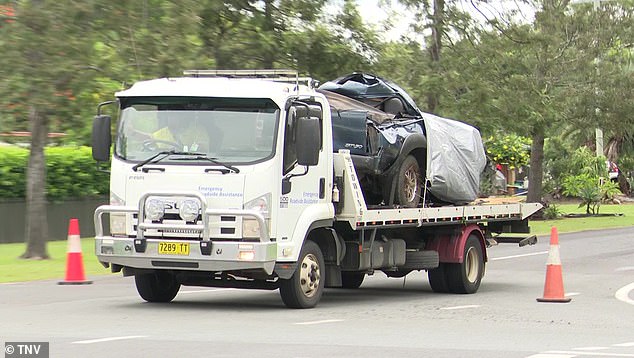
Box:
[529,202,634,236]
[0,239,107,283]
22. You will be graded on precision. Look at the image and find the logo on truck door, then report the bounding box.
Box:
[281,192,319,207]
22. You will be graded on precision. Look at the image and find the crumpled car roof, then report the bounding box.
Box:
[318,73,421,117]
[317,89,393,124]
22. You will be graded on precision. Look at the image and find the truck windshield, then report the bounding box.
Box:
[115,97,279,164]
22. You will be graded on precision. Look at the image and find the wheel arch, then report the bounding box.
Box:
[400,134,427,172]
[383,135,427,206]
[425,224,487,264]
[306,226,344,266]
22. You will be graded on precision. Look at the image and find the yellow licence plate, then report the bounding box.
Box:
[158,242,190,255]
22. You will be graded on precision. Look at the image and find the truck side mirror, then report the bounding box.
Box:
[296,115,320,166]
[92,114,111,162]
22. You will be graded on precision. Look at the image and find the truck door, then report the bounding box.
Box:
[277,101,332,257]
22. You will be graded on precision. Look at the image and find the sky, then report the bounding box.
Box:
[355,0,536,41]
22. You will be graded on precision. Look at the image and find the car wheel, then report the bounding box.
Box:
[396,155,422,208]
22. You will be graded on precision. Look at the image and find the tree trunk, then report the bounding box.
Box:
[526,126,545,204]
[21,105,50,260]
[261,0,276,69]
[427,0,444,113]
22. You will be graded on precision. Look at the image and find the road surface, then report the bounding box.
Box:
[1,227,633,357]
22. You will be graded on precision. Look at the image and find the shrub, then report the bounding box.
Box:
[0,147,29,198]
[562,173,621,215]
[484,134,531,169]
[544,140,609,194]
[542,203,563,220]
[0,146,108,200]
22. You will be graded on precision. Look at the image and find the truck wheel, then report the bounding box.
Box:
[341,272,365,289]
[279,241,325,308]
[396,155,422,208]
[135,271,180,303]
[427,263,449,293]
[445,235,484,294]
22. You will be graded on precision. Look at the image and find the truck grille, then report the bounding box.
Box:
[131,214,242,240]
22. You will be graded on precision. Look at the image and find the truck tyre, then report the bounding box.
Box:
[135,271,180,303]
[427,263,449,293]
[279,240,325,308]
[396,155,422,208]
[445,235,484,294]
[341,272,365,289]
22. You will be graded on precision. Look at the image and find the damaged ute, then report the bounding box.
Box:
[319,73,486,207]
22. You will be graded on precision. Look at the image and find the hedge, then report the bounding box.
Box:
[0,146,108,200]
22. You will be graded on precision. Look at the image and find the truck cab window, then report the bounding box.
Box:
[116,97,279,165]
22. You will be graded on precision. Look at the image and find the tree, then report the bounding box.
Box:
[0,1,101,258]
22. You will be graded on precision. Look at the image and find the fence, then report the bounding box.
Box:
[0,198,107,244]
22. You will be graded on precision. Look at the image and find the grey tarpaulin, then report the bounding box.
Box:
[423,113,486,204]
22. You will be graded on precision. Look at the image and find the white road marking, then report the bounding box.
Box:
[615,282,634,306]
[294,319,344,326]
[72,336,147,344]
[490,251,549,261]
[439,305,481,310]
[566,292,581,297]
[614,343,634,347]
[525,354,576,358]
[615,267,634,272]
[545,351,634,357]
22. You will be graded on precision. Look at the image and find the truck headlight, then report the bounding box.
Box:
[110,192,127,236]
[110,213,127,236]
[243,194,271,239]
[179,199,200,222]
[146,198,165,221]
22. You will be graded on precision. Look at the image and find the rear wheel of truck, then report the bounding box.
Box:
[427,263,449,293]
[135,271,181,303]
[445,235,484,294]
[341,272,365,289]
[396,155,422,208]
[279,240,325,308]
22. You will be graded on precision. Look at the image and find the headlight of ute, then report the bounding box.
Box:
[145,198,165,221]
[179,199,200,222]
[243,193,271,239]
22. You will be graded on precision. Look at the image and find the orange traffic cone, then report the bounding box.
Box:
[58,218,92,285]
[537,226,570,303]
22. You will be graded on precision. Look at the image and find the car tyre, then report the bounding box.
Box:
[396,155,422,208]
